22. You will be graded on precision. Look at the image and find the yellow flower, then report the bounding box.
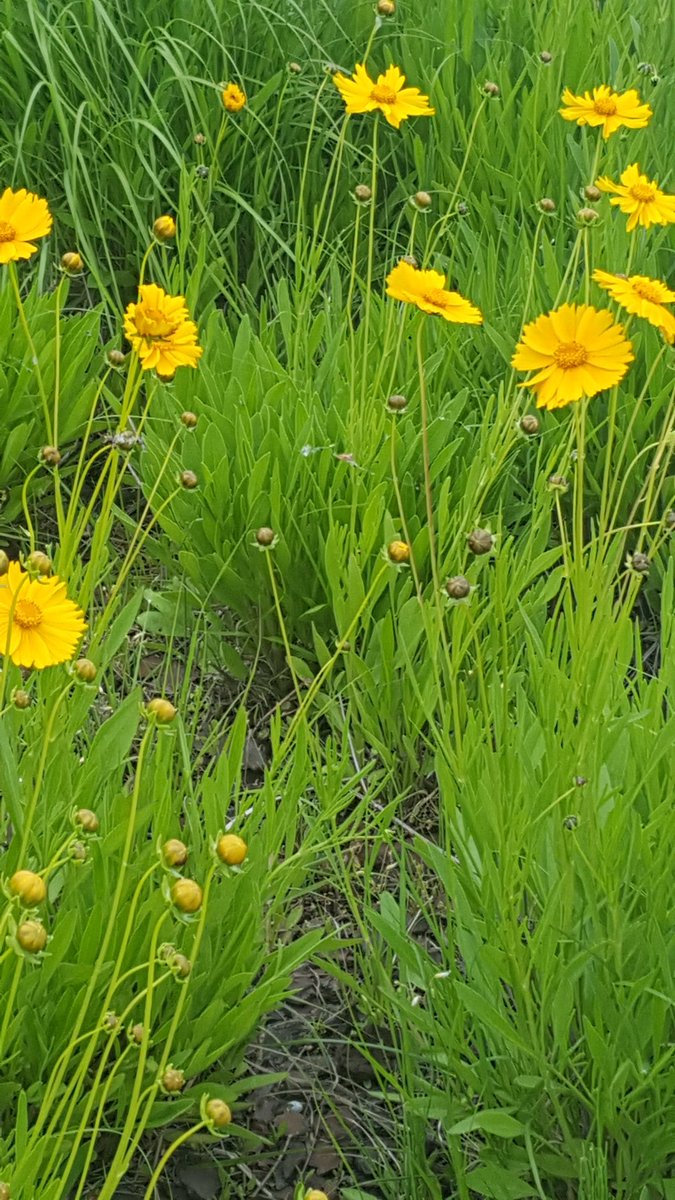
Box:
[124,284,202,376]
[386,260,482,324]
[333,63,434,129]
[512,304,634,411]
[0,562,86,669]
[592,269,675,339]
[559,85,652,139]
[0,187,52,263]
[221,82,246,112]
[596,163,675,233]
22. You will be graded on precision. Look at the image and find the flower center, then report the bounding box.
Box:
[553,341,588,369]
[14,598,43,630]
[630,182,656,203]
[422,288,450,309]
[134,307,179,340]
[0,220,16,243]
[631,279,662,303]
[593,96,617,116]
[371,84,398,105]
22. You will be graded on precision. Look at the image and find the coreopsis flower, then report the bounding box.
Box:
[333,63,434,129]
[596,164,675,232]
[0,562,86,669]
[512,304,634,410]
[0,187,52,263]
[123,284,202,376]
[386,260,482,324]
[559,85,652,138]
[592,269,675,339]
[221,82,246,112]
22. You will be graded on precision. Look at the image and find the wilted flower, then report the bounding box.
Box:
[592,269,675,338]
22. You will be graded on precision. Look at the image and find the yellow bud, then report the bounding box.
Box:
[305,1191,330,1200]
[377,0,395,12]
[153,215,176,240]
[9,870,46,906]
[162,838,189,868]
[75,807,99,833]
[171,878,203,913]
[26,550,51,576]
[216,834,248,866]
[0,550,8,575]
[73,658,97,683]
[205,1098,232,1128]
[162,1066,185,1092]
[180,411,198,429]
[387,540,410,564]
[16,919,47,954]
[61,251,83,272]
[0,1181,9,1200]
[147,697,177,724]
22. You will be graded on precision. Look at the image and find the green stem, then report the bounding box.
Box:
[141,1123,207,1200]
[7,261,52,442]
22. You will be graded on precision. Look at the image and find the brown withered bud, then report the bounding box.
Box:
[162,1067,185,1093]
[41,445,62,467]
[387,394,408,412]
[577,206,599,225]
[107,349,126,367]
[483,81,500,96]
[467,528,495,555]
[179,469,198,489]
[519,413,540,436]
[75,808,100,833]
[584,184,601,202]
[538,197,556,214]
[539,51,553,64]
[180,411,198,429]
[548,474,569,492]
[256,526,275,547]
[445,575,472,601]
[354,184,372,204]
[26,550,51,576]
[627,551,650,575]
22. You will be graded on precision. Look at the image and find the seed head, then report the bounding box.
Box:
[9,870,46,907]
[387,393,407,413]
[216,834,248,866]
[467,528,495,556]
[205,1098,233,1128]
[107,348,126,367]
[353,184,372,204]
[16,919,47,954]
[12,689,31,710]
[548,473,569,492]
[256,526,276,547]
[377,0,395,13]
[445,575,472,601]
[153,215,176,241]
[73,658,97,683]
[61,251,83,273]
[537,197,556,214]
[519,413,540,436]
[162,838,189,868]
[387,540,410,565]
[147,697,177,724]
[26,550,51,576]
[180,410,198,429]
[0,550,8,575]
[162,1067,185,1093]
[171,878,203,913]
[41,445,62,467]
[539,50,553,64]
[584,184,601,202]
[75,808,100,833]
[179,469,198,489]
[194,132,206,145]
[483,80,500,96]
[627,551,650,575]
[577,206,599,225]
[411,190,432,211]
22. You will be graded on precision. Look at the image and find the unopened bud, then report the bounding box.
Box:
[627,551,650,575]
[387,393,407,412]
[171,878,203,913]
[519,413,540,436]
[41,445,62,466]
[411,190,432,211]
[584,184,601,202]
[0,1181,9,1200]
[354,184,372,204]
[146,697,177,724]
[12,689,31,710]
[170,951,192,978]
[539,51,553,64]
[162,838,189,868]
[563,814,579,830]
[548,473,569,492]
[0,551,8,575]
[26,550,51,576]
[179,469,198,489]
[483,81,500,96]
[467,528,495,556]
[457,201,469,216]
[75,808,99,833]
[162,1067,185,1093]
[400,254,418,266]
[16,919,47,954]
[130,1023,145,1044]
[153,215,176,241]
[288,61,302,74]
[216,834,248,866]
[205,1098,233,1128]
[305,1192,330,1200]
[387,540,410,564]
[577,207,599,225]
[256,526,275,547]
[9,870,46,907]
[107,349,126,367]
[73,658,97,683]
[196,164,209,179]
[70,841,88,862]
[194,132,206,145]
[538,197,556,214]
[61,251,83,273]
[180,411,198,429]
[445,575,472,601]
[377,0,395,13]
[665,510,675,530]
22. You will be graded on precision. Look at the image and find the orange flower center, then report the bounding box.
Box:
[553,341,588,369]
[0,220,16,243]
[631,279,662,303]
[14,598,43,630]
[134,307,179,340]
[371,84,398,105]
[422,288,451,310]
[593,96,617,116]
[629,182,657,203]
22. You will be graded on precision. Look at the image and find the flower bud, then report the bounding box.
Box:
[9,870,46,906]
[12,689,31,710]
[162,1067,185,1093]
[256,526,276,547]
[146,697,177,724]
[26,550,51,576]
[411,190,432,211]
[180,411,198,429]
[288,61,302,74]
[377,0,395,13]
[483,81,500,96]
[563,814,579,830]
[75,808,99,833]
[107,348,126,367]
[519,413,540,436]
[574,775,587,787]
[665,510,675,530]
[205,1098,233,1128]
[170,951,192,978]
[179,469,198,489]
[400,254,418,267]
[445,575,472,601]
[73,658,97,683]
[584,184,601,202]
[538,197,556,214]
[387,394,407,412]
[576,207,599,225]
[70,841,88,862]
[196,164,209,179]
[0,1181,9,1200]
[0,550,8,575]
[539,50,553,63]
[194,132,206,145]
[626,551,650,575]
[104,1011,120,1032]
[305,1192,330,1200]
[548,473,569,492]
[16,919,47,954]
[353,184,372,204]
[467,528,495,555]
[457,202,468,216]
[41,445,62,467]
[153,215,176,241]
[387,540,410,564]
[162,838,189,868]
[129,1023,145,1044]
[171,878,203,913]
[61,251,83,273]
[216,834,248,866]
